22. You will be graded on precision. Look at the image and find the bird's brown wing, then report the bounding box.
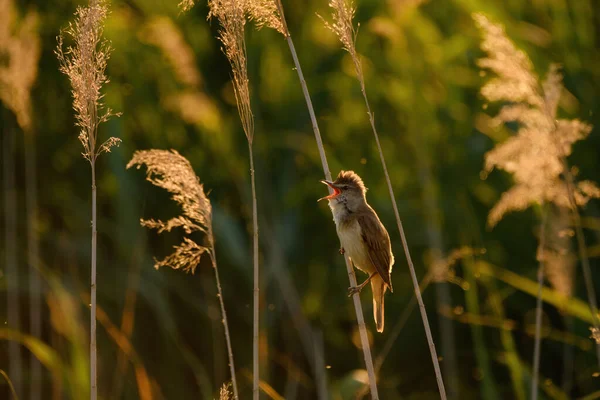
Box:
[357,210,393,291]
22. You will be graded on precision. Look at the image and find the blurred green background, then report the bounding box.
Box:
[2,0,600,399]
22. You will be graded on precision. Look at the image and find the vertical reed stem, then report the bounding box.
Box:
[531,207,548,400]
[359,83,446,399]
[279,23,379,398]
[545,107,600,365]
[249,142,260,400]
[91,161,98,400]
[210,246,240,400]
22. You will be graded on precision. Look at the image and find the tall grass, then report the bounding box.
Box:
[321,1,448,397]
[247,0,380,396]
[56,1,121,397]
[179,0,259,397]
[127,149,239,399]
[474,13,600,397]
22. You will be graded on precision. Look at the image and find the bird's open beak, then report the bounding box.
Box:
[318,180,341,202]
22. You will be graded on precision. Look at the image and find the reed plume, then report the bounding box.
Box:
[474,15,599,226]
[204,0,258,397]
[56,1,121,397]
[127,149,239,399]
[0,0,39,132]
[321,1,449,397]
[474,13,600,398]
[246,0,381,396]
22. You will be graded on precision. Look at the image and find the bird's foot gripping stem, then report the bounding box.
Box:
[347,271,377,297]
[347,286,362,297]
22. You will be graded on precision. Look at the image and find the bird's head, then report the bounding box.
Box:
[319,170,367,210]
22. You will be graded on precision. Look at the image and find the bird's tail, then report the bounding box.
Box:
[371,275,387,333]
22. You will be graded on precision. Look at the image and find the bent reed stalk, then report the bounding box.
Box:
[271,0,380,397]
[127,149,239,399]
[321,1,447,397]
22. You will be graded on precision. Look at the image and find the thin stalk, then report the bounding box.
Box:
[3,116,23,397]
[274,3,378,395]
[358,81,447,398]
[249,141,259,400]
[562,168,600,362]
[531,207,548,400]
[91,161,98,400]
[544,105,600,364]
[210,245,239,400]
[24,132,42,400]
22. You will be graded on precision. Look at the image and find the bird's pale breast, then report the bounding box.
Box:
[336,219,375,275]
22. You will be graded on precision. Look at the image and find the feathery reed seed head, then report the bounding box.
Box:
[127,150,213,273]
[320,0,365,85]
[56,0,121,163]
[246,0,286,35]
[218,383,233,400]
[0,0,40,132]
[474,13,600,226]
[207,0,254,143]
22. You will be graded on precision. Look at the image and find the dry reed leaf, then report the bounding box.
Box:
[0,0,40,132]
[474,13,599,226]
[56,0,121,163]
[127,149,213,273]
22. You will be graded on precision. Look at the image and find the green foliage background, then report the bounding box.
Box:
[2,0,600,398]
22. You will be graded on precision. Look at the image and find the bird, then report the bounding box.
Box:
[319,170,394,333]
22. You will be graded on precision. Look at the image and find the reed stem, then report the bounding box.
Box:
[274,2,379,393]
[359,83,447,399]
[91,161,98,400]
[531,207,548,400]
[210,245,240,400]
[249,141,260,400]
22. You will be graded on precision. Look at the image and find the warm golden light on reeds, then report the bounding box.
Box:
[56,1,121,163]
[474,14,600,227]
[128,149,239,399]
[56,2,121,397]
[475,13,600,399]
[322,1,447,397]
[127,150,213,272]
[208,0,254,143]
[0,0,40,133]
